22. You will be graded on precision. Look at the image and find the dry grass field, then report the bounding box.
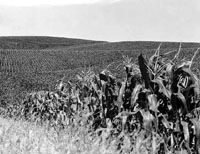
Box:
[0,116,164,154]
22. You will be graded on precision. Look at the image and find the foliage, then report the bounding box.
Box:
[1,44,200,153]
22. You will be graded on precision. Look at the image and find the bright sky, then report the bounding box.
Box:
[0,0,200,42]
[0,0,120,6]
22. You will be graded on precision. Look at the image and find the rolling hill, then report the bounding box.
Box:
[65,41,200,51]
[0,36,106,49]
[0,36,200,108]
[1,36,199,50]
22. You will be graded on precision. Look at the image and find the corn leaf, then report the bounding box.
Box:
[152,78,171,98]
[173,92,188,113]
[138,53,151,89]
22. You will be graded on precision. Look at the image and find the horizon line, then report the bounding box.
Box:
[0,35,200,44]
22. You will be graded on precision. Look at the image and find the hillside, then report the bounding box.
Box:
[0,36,106,49]
[1,39,200,153]
[66,41,200,51]
[0,36,199,50]
[0,37,200,111]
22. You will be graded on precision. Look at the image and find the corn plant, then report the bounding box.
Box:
[18,45,200,154]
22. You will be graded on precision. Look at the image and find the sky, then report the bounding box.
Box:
[0,0,200,42]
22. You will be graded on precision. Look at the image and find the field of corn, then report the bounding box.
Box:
[1,43,200,154]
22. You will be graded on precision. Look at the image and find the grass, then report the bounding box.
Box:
[0,117,125,154]
[0,117,68,154]
[0,116,167,154]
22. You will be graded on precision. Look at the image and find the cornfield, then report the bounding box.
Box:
[16,45,200,153]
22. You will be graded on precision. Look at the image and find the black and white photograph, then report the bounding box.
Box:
[0,0,200,153]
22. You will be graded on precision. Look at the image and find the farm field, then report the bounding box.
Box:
[0,47,199,105]
[0,36,105,49]
[0,38,199,110]
[0,36,200,154]
[0,39,200,92]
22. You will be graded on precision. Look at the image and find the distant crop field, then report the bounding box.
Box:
[0,47,199,75]
[1,45,200,153]
[1,37,200,153]
[0,43,200,113]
